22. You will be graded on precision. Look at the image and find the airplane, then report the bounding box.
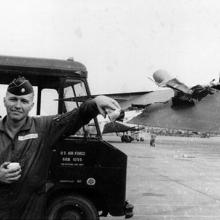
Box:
[128,69,220,135]
[61,69,220,138]
[102,120,145,143]
[85,110,144,143]
[96,69,220,137]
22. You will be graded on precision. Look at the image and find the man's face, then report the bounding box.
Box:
[4,92,34,122]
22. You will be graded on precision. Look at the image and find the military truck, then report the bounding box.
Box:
[0,55,133,220]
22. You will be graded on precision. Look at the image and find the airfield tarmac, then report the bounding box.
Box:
[101,135,220,220]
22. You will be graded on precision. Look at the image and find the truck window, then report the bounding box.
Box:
[63,81,86,111]
[63,80,98,137]
[41,89,58,115]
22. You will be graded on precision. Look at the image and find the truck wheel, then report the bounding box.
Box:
[47,195,99,220]
[124,135,132,143]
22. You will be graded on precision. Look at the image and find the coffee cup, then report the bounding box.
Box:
[7,162,20,170]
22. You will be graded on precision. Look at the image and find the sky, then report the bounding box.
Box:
[1,0,220,94]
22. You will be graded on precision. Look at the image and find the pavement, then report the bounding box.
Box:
[101,135,220,220]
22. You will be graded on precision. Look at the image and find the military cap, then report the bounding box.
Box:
[7,76,33,95]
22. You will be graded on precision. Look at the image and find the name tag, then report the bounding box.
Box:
[18,133,38,141]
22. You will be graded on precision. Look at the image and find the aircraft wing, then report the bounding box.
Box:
[102,121,144,134]
[94,90,173,109]
[57,90,172,110]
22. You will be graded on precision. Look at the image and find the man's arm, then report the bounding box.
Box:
[80,95,121,123]
[45,96,121,145]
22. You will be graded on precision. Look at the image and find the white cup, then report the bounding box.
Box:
[7,162,20,170]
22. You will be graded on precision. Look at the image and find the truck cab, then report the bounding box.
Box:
[0,55,133,220]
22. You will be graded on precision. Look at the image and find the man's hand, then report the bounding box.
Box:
[0,162,21,184]
[94,95,121,117]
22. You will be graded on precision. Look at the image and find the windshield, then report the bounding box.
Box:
[63,80,98,137]
[63,80,86,111]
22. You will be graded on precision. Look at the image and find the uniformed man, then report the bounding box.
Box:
[0,76,121,220]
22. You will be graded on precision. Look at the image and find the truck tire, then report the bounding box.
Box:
[47,194,99,220]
